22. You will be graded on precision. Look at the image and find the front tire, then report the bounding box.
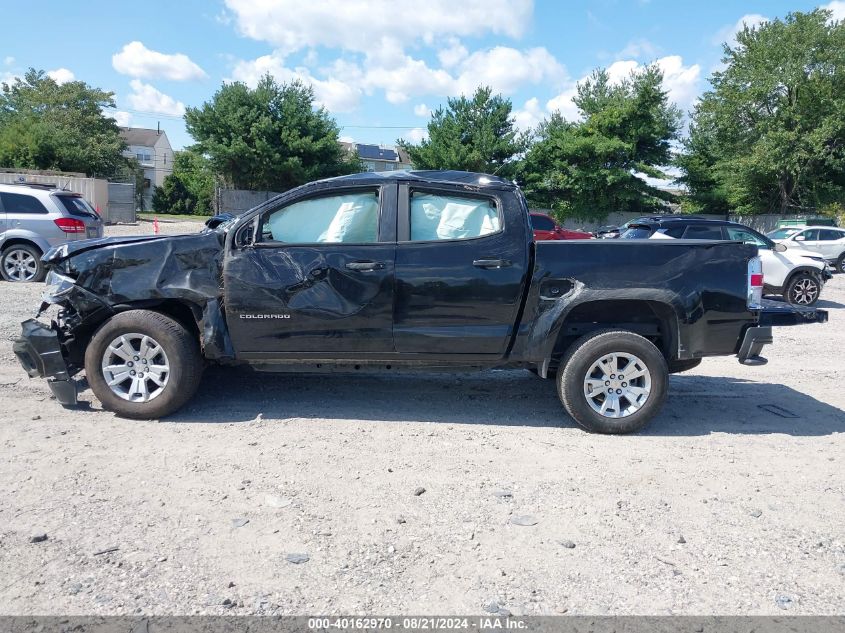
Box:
[1,244,45,282]
[836,254,845,274]
[557,330,668,434]
[785,272,821,306]
[85,310,203,419]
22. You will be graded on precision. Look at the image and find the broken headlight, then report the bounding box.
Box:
[41,270,77,305]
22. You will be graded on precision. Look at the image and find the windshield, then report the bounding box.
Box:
[767,228,800,239]
[619,225,653,239]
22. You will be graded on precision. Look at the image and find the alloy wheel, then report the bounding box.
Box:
[2,248,38,282]
[583,352,652,418]
[101,333,170,403]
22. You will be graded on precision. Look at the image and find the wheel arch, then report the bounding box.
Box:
[538,298,679,376]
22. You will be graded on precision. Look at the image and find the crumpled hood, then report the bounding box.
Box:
[42,234,193,267]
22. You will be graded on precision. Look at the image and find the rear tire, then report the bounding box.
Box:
[84,310,203,419]
[1,244,45,282]
[836,253,845,274]
[785,272,821,306]
[557,330,668,434]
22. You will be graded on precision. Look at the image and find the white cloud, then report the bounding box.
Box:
[109,110,133,127]
[546,55,701,121]
[127,79,186,116]
[546,86,581,121]
[454,46,566,96]
[47,68,75,85]
[414,103,430,117]
[821,1,845,21]
[364,55,455,104]
[438,39,469,68]
[113,41,207,81]
[339,135,355,143]
[403,127,428,144]
[3,56,14,66]
[224,0,532,55]
[616,38,660,60]
[513,97,544,131]
[230,53,363,112]
[1,72,19,89]
[713,14,768,49]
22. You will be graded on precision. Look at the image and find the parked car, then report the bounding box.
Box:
[777,216,837,229]
[595,225,621,239]
[769,226,845,273]
[15,171,826,434]
[204,212,237,230]
[0,183,103,282]
[620,217,832,306]
[529,212,593,241]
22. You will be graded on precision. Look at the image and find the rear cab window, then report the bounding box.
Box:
[0,191,49,214]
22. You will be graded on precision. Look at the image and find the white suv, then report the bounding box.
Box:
[768,226,845,273]
[0,183,104,282]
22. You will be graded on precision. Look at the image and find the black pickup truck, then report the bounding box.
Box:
[14,171,827,433]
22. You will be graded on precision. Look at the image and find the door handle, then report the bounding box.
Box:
[345,261,385,271]
[473,258,511,269]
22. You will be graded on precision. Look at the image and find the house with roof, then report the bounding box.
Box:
[119,127,174,209]
[341,142,412,172]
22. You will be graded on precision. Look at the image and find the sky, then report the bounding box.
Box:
[2,0,844,151]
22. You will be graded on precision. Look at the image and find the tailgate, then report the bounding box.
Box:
[757,299,828,326]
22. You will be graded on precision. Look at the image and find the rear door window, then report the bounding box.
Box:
[409,192,500,241]
[818,229,845,241]
[682,225,724,240]
[0,192,49,214]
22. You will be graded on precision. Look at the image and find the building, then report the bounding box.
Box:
[119,127,174,209]
[342,142,412,172]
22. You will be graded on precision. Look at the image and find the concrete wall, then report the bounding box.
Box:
[0,170,109,218]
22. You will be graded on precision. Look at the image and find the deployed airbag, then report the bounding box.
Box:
[268,192,379,244]
[410,193,500,241]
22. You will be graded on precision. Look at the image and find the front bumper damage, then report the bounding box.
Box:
[738,299,828,365]
[13,319,78,405]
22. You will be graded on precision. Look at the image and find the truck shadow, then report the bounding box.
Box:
[169,367,845,436]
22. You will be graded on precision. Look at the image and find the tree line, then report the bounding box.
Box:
[0,9,842,220]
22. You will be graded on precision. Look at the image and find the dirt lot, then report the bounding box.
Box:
[1,221,843,616]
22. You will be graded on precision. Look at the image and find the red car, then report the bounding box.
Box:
[529,212,593,241]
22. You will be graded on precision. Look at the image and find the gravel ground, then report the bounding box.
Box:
[1,223,843,616]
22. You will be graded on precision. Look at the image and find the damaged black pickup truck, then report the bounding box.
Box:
[14,171,827,433]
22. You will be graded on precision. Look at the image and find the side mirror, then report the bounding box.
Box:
[794,235,806,241]
[774,242,787,252]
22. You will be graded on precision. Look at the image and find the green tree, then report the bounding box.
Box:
[152,148,215,215]
[185,75,358,191]
[520,66,681,220]
[678,10,845,214]
[397,86,528,178]
[0,69,127,177]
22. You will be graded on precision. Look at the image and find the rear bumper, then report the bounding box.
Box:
[13,319,77,405]
[738,300,828,365]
